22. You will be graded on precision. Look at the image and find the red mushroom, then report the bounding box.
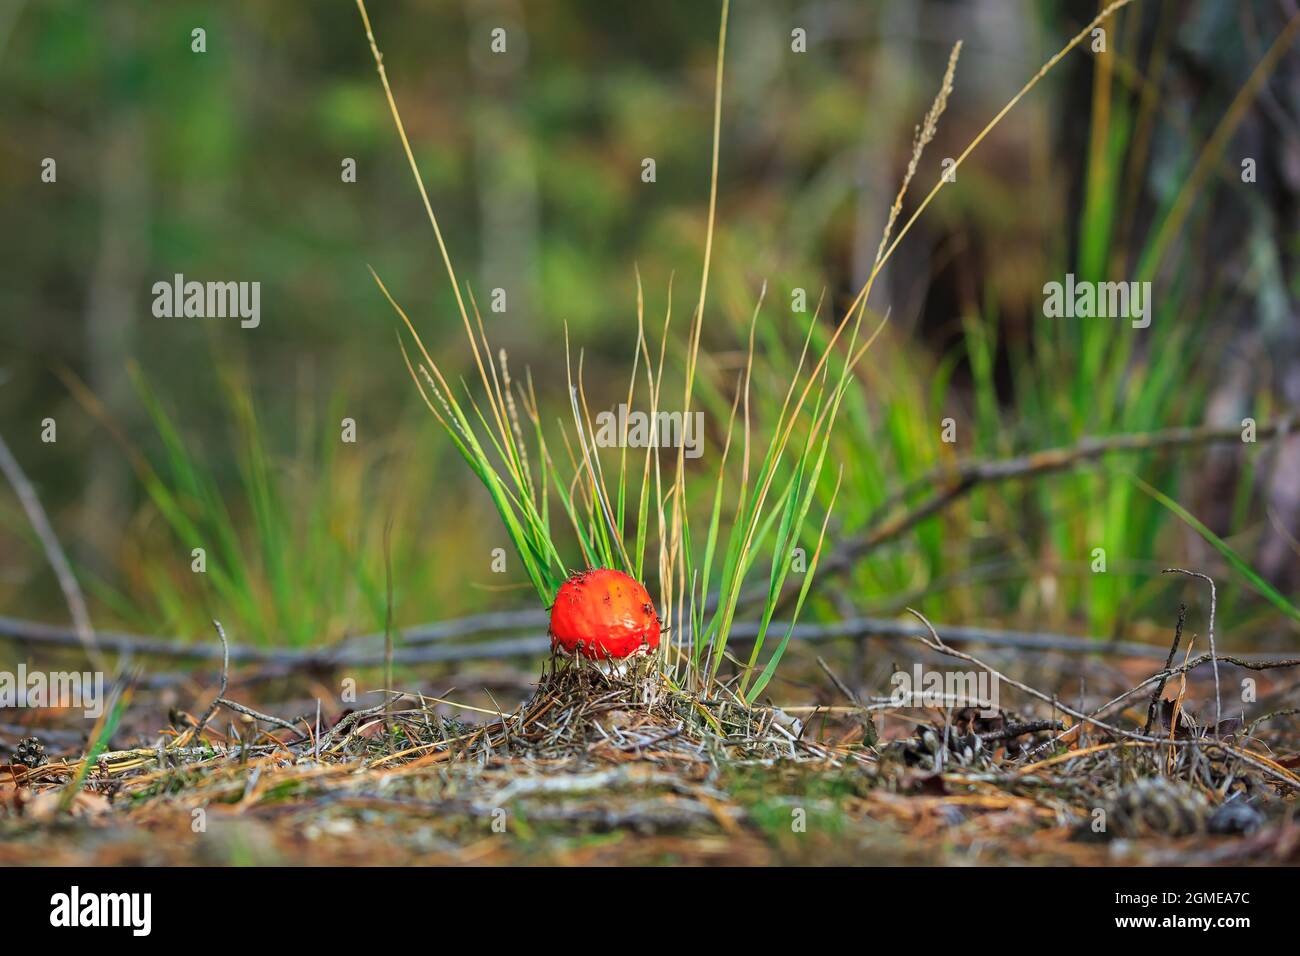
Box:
[548,568,662,660]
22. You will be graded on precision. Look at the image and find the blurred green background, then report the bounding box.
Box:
[1,0,1297,652]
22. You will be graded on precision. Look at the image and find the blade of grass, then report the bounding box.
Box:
[1131,474,1300,624]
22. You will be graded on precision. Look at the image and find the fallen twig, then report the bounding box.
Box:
[0,429,101,668]
[1031,650,1300,759]
[1164,568,1221,731]
[811,414,1300,596]
[1246,708,1300,738]
[6,611,1296,670]
[1143,603,1186,735]
[188,620,303,743]
[903,608,1300,789]
[187,620,231,744]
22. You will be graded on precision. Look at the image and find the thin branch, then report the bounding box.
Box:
[1246,708,1300,738]
[902,609,1299,788]
[6,611,1298,669]
[189,620,301,742]
[188,620,230,743]
[1142,603,1185,735]
[0,429,101,668]
[811,414,1300,594]
[1164,568,1220,730]
[1030,650,1300,759]
[212,696,302,735]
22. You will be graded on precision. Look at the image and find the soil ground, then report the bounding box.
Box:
[3,653,1297,866]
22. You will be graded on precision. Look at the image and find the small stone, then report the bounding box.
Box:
[1207,798,1264,835]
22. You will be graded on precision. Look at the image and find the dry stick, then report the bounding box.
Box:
[215,698,301,735]
[316,694,407,753]
[190,620,301,742]
[0,610,548,661]
[1142,603,1185,735]
[188,620,231,744]
[871,415,1297,529]
[901,608,1300,788]
[392,609,546,646]
[206,625,307,735]
[1165,568,1220,731]
[1029,650,1300,759]
[7,611,1298,669]
[811,415,1299,597]
[0,430,102,669]
[816,656,860,706]
[0,615,310,662]
[968,720,1063,745]
[1246,708,1300,738]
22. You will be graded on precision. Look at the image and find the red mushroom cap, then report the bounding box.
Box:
[548,568,662,660]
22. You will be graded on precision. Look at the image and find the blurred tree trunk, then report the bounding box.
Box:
[466,0,538,333]
[1244,0,1300,592]
[82,9,149,570]
[1169,1,1300,591]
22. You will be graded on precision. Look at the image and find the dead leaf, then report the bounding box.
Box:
[23,789,110,821]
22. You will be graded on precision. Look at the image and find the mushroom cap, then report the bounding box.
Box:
[548,568,661,660]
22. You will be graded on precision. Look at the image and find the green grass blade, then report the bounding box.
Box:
[1131,474,1300,624]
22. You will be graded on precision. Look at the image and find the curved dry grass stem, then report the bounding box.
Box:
[721,5,1131,585]
[354,0,481,383]
[684,0,728,414]
[1163,568,1220,731]
[774,1,1139,429]
[872,0,1135,287]
[663,0,731,680]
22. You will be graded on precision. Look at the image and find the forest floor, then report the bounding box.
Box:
[3,636,1299,866]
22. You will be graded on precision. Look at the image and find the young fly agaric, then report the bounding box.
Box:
[548,568,662,660]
